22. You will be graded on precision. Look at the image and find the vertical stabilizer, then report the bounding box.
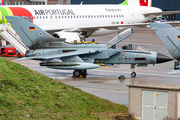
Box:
[5,16,60,49]
[120,0,152,7]
[150,23,180,60]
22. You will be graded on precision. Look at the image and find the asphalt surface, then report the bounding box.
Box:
[2,27,180,106]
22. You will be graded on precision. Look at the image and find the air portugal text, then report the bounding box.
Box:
[34,9,76,16]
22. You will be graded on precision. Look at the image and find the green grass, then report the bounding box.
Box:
[0,57,129,119]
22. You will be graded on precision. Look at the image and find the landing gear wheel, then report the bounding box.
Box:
[81,70,87,75]
[131,72,136,77]
[73,70,81,77]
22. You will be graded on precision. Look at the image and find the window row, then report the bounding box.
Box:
[33,14,124,19]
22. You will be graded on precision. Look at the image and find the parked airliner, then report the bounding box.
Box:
[1,0,180,42]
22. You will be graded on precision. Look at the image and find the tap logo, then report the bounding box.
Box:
[140,0,148,6]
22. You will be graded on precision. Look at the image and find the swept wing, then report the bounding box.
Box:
[15,49,102,61]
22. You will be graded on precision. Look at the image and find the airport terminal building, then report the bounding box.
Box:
[1,0,180,20]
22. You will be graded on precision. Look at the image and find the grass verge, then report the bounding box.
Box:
[0,57,129,119]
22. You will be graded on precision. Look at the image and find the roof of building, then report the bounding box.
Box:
[127,83,180,91]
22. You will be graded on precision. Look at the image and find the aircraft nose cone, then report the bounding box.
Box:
[156,53,174,63]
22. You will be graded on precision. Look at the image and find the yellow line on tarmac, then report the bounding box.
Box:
[77,87,128,93]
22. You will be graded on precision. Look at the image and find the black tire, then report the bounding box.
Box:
[174,61,179,70]
[17,53,21,58]
[81,70,87,75]
[131,72,136,77]
[73,70,81,77]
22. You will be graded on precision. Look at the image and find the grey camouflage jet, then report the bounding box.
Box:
[6,16,173,77]
[150,22,180,74]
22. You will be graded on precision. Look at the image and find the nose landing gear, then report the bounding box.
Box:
[131,64,136,77]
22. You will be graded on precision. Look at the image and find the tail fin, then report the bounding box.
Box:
[5,16,60,49]
[150,23,180,60]
[120,0,152,7]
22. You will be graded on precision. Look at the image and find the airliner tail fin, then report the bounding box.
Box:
[120,0,152,7]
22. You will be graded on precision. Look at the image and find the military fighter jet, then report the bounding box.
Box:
[6,16,173,77]
[150,22,180,74]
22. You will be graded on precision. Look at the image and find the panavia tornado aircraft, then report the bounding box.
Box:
[6,16,173,77]
[1,0,180,42]
[150,22,180,75]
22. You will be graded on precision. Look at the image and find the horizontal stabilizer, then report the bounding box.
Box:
[167,70,180,75]
[143,10,180,16]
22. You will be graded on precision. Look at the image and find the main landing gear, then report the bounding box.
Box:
[131,64,136,77]
[73,70,87,78]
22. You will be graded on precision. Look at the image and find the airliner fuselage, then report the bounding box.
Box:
[0,4,162,41]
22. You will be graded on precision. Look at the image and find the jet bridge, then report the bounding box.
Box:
[0,23,29,54]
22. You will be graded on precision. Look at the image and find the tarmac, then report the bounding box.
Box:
[2,26,180,106]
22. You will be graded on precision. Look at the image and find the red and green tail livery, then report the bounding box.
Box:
[0,7,33,23]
